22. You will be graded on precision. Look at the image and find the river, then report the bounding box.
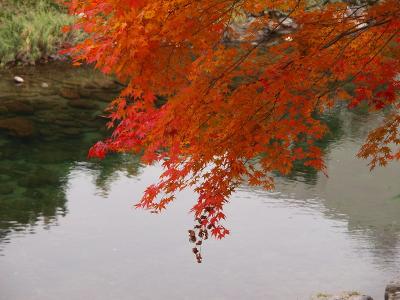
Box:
[0,63,399,300]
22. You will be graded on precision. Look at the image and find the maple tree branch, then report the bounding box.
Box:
[320,18,392,49]
[204,0,302,95]
[350,28,400,80]
[309,22,385,94]
[313,27,400,110]
[191,0,241,37]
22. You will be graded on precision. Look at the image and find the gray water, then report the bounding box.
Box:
[0,63,399,300]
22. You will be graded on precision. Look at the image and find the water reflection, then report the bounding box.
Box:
[264,108,400,269]
[0,63,132,247]
[0,136,143,249]
[0,63,400,299]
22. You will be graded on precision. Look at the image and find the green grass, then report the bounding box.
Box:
[0,0,85,66]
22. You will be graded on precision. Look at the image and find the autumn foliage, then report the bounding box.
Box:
[63,0,400,254]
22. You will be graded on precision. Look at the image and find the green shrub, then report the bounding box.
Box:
[0,0,84,66]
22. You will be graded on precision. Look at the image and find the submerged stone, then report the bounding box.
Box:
[90,91,114,102]
[4,101,34,114]
[0,117,34,137]
[60,127,82,136]
[78,88,93,98]
[59,88,80,99]
[67,99,99,110]
[31,100,59,111]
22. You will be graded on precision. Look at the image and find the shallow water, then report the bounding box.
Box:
[0,64,399,300]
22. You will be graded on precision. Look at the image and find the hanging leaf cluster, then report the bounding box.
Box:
[62,0,400,259]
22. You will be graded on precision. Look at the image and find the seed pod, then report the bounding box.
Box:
[196,240,202,246]
[192,247,198,254]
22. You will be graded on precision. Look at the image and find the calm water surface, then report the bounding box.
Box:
[0,64,399,300]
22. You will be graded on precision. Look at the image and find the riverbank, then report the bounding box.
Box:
[0,0,83,67]
[0,62,122,139]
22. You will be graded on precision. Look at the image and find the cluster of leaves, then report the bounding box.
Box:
[63,0,400,258]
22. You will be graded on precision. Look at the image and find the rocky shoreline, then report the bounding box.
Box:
[385,279,400,300]
[312,280,400,300]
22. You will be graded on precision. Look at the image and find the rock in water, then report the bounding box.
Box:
[313,292,373,300]
[385,279,400,300]
[4,101,34,114]
[41,82,49,88]
[67,99,98,109]
[13,76,24,83]
[59,88,80,99]
[350,296,373,300]
[0,117,34,137]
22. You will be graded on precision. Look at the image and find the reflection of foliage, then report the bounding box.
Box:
[280,106,346,184]
[0,134,143,247]
[0,140,69,247]
[86,154,143,196]
[283,105,382,185]
[0,62,128,248]
[0,58,125,196]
